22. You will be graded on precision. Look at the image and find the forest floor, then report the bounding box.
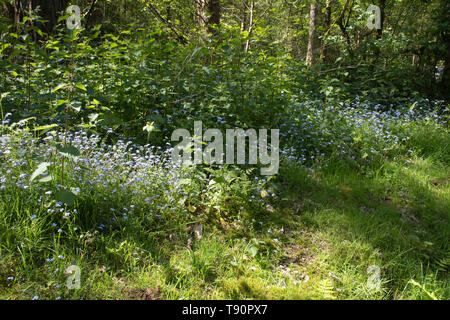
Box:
[0,103,449,300]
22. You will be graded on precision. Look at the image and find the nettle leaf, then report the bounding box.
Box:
[247,246,258,258]
[88,113,99,122]
[30,162,50,182]
[0,43,10,54]
[213,176,227,185]
[75,83,87,91]
[202,66,210,74]
[56,145,80,158]
[56,99,68,106]
[52,83,67,93]
[70,101,82,112]
[39,175,53,183]
[57,189,76,206]
[34,124,59,131]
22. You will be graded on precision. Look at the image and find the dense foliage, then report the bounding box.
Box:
[0,0,448,300]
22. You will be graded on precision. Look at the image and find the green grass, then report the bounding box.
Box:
[0,113,448,301]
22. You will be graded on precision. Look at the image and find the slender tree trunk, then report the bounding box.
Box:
[284,1,292,51]
[244,2,254,52]
[306,0,319,66]
[377,0,386,39]
[14,0,21,26]
[291,5,306,60]
[241,2,248,32]
[320,0,332,62]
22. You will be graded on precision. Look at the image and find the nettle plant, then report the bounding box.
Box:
[13,11,88,208]
[2,9,273,218]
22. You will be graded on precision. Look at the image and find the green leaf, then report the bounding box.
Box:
[213,176,227,184]
[39,175,53,183]
[0,43,10,54]
[88,113,99,123]
[56,145,80,158]
[57,189,76,206]
[56,99,68,106]
[52,83,67,93]
[30,162,50,182]
[75,83,87,91]
[202,66,210,74]
[77,164,90,171]
[247,246,258,258]
[34,124,58,131]
[70,101,82,112]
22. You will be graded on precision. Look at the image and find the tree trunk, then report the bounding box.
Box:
[241,2,247,32]
[306,0,319,66]
[377,0,386,39]
[14,0,21,25]
[244,2,254,52]
[9,0,69,33]
[196,0,221,34]
[320,0,332,62]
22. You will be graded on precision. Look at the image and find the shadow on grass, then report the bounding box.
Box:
[272,158,449,298]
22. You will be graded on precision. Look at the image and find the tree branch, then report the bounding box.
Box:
[144,1,188,43]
